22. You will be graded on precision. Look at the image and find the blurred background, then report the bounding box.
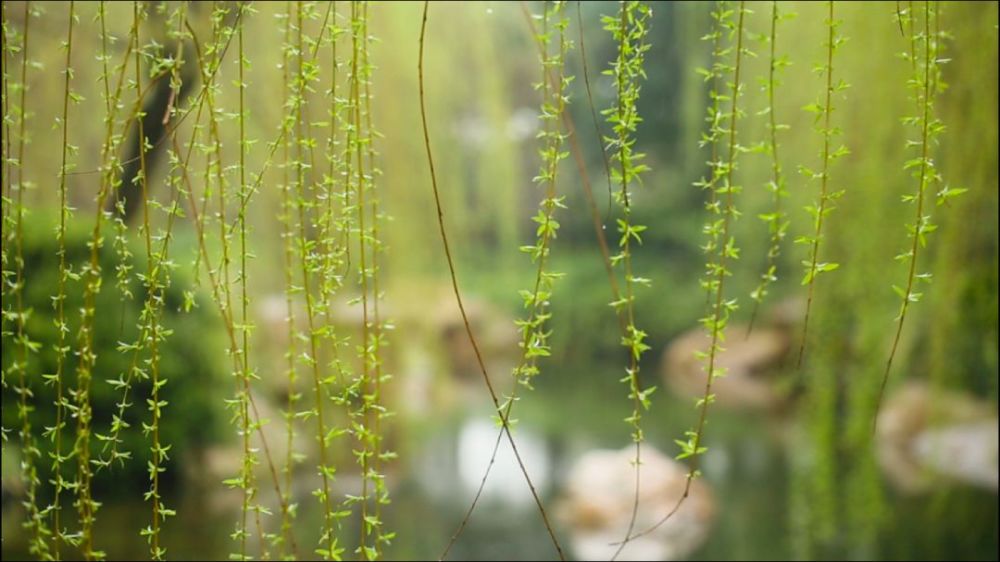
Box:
[1,1,997,560]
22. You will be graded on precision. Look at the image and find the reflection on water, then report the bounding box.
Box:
[3,364,998,561]
[455,418,551,504]
[560,445,714,561]
[416,416,551,507]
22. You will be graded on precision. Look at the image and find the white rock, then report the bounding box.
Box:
[456,418,550,505]
[560,445,714,561]
[663,324,789,411]
[876,381,999,493]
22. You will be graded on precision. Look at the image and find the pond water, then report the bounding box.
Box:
[2,360,997,560]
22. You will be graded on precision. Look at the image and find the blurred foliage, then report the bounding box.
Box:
[0,0,996,559]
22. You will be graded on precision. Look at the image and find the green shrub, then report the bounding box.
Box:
[1,214,228,494]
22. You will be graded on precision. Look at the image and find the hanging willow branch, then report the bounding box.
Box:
[277,2,300,558]
[88,0,137,470]
[696,1,730,310]
[0,1,9,449]
[618,1,748,549]
[285,2,342,558]
[443,2,571,560]
[576,1,615,217]
[875,0,962,429]
[10,2,52,559]
[46,2,80,558]
[166,4,298,558]
[357,3,393,557]
[747,0,792,337]
[235,5,265,559]
[567,4,626,334]
[796,0,849,368]
[132,3,184,558]
[601,3,654,560]
[349,2,383,558]
[420,3,565,560]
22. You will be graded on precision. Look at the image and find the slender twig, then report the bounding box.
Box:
[12,6,52,558]
[746,0,788,338]
[875,1,940,432]
[133,2,163,558]
[1,1,9,214]
[445,4,570,559]
[617,1,746,547]
[235,8,269,559]
[421,4,565,560]
[359,3,390,556]
[576,1,614,219]
[51,3,78,558]
[351,3,374,556]
[603,3,654,559]
[797,1,841,368]
[278,2,300,558]
[289,2,337,557]
[561,10,626,332]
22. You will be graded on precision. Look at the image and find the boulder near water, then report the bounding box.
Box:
[559,445,715,561]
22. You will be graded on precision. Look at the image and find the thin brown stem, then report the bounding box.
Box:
[446,5,571,560]
[576,1,615,219]
[421,4,564,560]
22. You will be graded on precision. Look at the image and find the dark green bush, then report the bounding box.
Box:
[2,213,228,494]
